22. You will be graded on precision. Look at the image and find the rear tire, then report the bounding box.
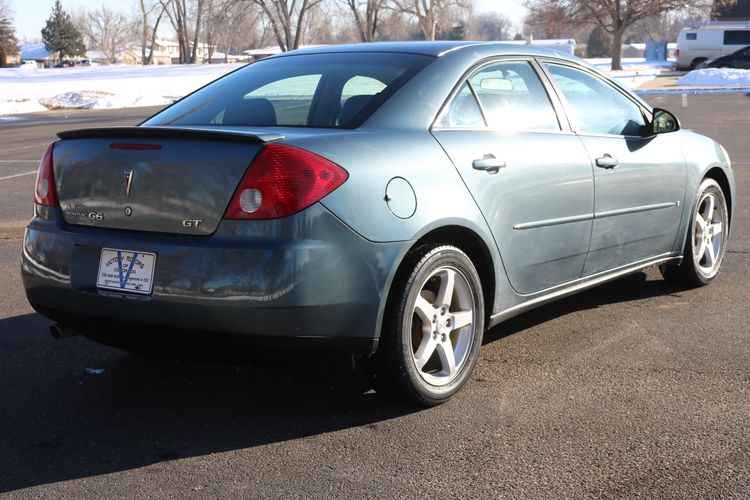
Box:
[661,178,728,287]
[372,245,484,406]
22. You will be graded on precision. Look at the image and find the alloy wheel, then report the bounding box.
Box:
[410,266,475,387]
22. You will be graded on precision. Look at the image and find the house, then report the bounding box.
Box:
[151,39,218,64]
[20,42,55,67]
[243,45,324,61]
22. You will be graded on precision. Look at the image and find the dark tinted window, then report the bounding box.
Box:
[144,53,433,128]
[724,30,750,45]
[686,32,697,41]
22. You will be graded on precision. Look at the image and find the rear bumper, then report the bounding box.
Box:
[22,204,408,354]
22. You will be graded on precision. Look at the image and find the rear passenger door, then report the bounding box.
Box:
[431,59,595,295]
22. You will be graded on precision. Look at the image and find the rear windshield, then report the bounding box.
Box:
[144,52,434,129]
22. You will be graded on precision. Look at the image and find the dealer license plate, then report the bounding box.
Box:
[97,248,156,295]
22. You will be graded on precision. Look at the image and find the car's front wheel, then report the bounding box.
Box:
[662,178,729,286]
[373,245,484,406]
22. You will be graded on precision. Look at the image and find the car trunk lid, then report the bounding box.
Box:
[53,126,283,235]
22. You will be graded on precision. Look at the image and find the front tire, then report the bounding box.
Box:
[661,178,729,286]
[373,245,485,406]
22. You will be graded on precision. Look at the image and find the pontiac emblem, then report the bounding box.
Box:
[124,170,134,197]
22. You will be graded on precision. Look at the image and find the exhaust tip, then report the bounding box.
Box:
[50,324,80,340]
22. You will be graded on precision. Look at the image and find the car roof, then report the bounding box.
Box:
[271,41,579,62]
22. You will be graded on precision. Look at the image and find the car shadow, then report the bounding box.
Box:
[484,270,685,344]
[0,313,414,493]
[0,270,684,492]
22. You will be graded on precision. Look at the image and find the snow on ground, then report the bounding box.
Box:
[588,58,675,89]
[2,57,747,116]
[0,63,239,116]
[676,68,750,87]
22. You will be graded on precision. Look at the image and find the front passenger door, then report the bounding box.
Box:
[543,62,686,276]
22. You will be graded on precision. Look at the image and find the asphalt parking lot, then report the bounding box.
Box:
[0,94,748,498]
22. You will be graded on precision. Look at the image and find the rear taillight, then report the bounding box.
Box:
[34,143,58,207]
[225,144,348,220]
[675,49,680,57]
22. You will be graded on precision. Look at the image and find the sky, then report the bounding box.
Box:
[11,0,529,41]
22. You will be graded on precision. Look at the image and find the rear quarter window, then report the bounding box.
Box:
[686,32,697,41]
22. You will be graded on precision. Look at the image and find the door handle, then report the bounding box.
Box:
[472,154,506,174]
[595,154,619,169]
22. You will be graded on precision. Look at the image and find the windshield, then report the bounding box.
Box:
[143,52,434,129]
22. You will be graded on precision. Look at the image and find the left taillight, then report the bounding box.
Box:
[34,142,59,207]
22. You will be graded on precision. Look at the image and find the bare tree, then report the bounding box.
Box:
[137,0,169,65]
[339,0,386,42]
[0,0,19,67]
[162,0,206,63]
[76,6,135,63]
[375,9,417,40]
[390,0,470,41]
[203,0,268,61]
[523,1,576,39]
[245,0,326,51]
[525,0,736,70]
[467,11,512,41]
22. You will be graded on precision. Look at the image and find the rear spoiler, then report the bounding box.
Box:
[57,126,284,144]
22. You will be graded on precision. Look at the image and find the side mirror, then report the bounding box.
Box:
[650,108,680,135]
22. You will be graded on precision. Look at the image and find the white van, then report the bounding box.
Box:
[676,21,750,69]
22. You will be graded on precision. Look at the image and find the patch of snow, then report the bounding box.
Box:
[85,368,105,375]
[584,58,675,89]
[0,98,47,115]
[606,69,662,89]
[0,63,239,115]
[676,68,750,87]
[585,58,675,72]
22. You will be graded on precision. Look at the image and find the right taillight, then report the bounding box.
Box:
[225,143,348,220]
[675,49,680,57]
[34,142,59,207]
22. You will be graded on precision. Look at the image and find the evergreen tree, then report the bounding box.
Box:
[587,25,610,58]
[0,5,19,67]
[41,0,85,61]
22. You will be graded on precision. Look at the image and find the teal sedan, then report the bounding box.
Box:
[23,42,734,405]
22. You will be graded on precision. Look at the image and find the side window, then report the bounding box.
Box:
[545,63,646,136]
[468,61,560,131]
[685,32,697,41]
[435,82,485,128]
[724,30,750,45]
[246,74,322,125]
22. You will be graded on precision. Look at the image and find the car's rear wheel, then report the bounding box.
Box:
[661,178,728,286]
[373,245,484,406]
